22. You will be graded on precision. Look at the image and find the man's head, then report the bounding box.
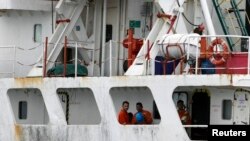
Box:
[122,101,129,111]
[136,102,143,112]
[177,100,185,110]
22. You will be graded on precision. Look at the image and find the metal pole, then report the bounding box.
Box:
[64,36,67,77]
[86,4,89,33]
[101,0,107,76]
[187,36,190,60]
[120,0,127,75]
[195,36,199,75]
[200,0,216,36]
[110,40,112,76]
[115,0,121,76]
[147,40,150,75]
[13,45,16,78]
[128,29,133,67]
[248,38,250,74]
[43,37,48,77]
[75,42,78,77]
[92,50,95,76]
[51,0,54,33]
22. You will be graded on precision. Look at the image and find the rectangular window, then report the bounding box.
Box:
[34,24,42,42]
[222,100,232,120]
[18,101,27,119]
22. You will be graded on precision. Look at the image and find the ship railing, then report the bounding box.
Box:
[103,35,250,76]
[41,35,250,77]
[102,40,123,76]
[0,43,45,78]
[0,45,16,78]
[60,39,124,77]
[43,39,97,77]
[185,35,250,75]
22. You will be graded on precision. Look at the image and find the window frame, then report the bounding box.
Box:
[34,24,42,43]
[222,99,232,120]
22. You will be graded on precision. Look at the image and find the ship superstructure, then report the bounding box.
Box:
[0,0,250,141]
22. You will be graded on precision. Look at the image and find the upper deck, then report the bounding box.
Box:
[1,34,250,78]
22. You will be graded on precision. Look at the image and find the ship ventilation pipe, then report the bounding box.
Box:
[200,0,216,36]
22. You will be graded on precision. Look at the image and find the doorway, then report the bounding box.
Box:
[191,89,210,140]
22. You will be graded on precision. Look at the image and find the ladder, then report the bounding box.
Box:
[212,0,248,51]
[125,0,187,75]
[28,0,88,76]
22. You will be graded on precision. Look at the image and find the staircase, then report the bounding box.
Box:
[212,0,248,51]
[28,0,88,76]
[125,0,187,75]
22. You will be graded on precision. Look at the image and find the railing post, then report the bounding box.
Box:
[13,45,16,78]
[75,42,78,77]
[110,40,112,76]
[92,49,95,76]
[43,37,48,77]
[195,36,199,75]
[248,37,250,74]
[64,36,67,77]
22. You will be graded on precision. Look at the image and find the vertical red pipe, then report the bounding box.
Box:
[128,29,133,67]
[180,60,183,74]
[43,37,48,77]
[64,36,67,77]
[147,40,150,59]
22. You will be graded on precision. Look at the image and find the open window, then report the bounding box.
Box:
[110,87,160,125]
[8,88,49,124]
[57,88,101,125]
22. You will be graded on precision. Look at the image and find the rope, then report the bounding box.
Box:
[16,43,43,51]
[176,0,200,26]
[57,91,69,124]
[16,61,40,66]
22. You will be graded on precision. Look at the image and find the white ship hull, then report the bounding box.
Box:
[0,75,249,141]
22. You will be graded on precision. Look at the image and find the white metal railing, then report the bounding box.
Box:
[44,40,97,77]
[71,41,96,77]
[101,40,120,76]
[0,43,43,78]
[104,36,250,77]
[183,35,250,75]
[2,35,250,78]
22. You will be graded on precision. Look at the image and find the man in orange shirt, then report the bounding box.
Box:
[177,100,191,125]
[132,102,153,124]
[118,101,130,124]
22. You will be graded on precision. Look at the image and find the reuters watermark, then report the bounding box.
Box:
[208,125,249,141]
